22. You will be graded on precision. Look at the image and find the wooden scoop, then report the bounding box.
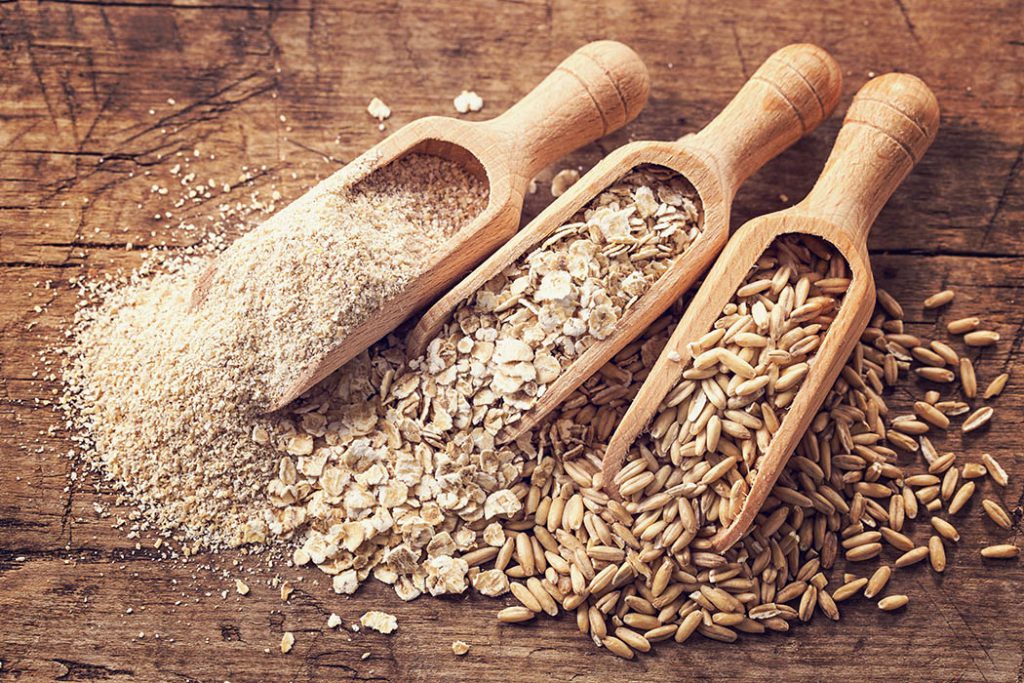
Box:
[601,73,940,552]
[191,40,650,412]
[406,43,843,443]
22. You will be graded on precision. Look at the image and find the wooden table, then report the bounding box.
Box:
[2,1,1022,681]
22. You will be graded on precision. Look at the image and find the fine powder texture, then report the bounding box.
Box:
[64,259,274,547]
[196,153,488,409]
[62,153,487,548]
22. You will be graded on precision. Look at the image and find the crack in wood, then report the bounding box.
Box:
[869,246,1024,260]
[982,140,1024,246]
[53,658,134,681]
[892,0,922,45]
[39,0,312,12]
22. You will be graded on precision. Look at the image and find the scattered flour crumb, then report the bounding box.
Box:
[367,97,391,122]
[327,613,342,629]
[452,640,470,656]
[234,579,250,596]
[280,632,295,654]
[453,90,484,114]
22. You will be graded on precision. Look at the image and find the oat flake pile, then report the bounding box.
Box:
[262,166,703,598]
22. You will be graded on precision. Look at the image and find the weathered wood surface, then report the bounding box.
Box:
[1,1,1022,681]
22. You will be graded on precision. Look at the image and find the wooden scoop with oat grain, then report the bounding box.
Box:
[191,41,650,412]
[601,73,940,552]
[406,43,843,443]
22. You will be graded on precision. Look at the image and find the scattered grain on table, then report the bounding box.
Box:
[453,91,484,114]
[360,610,398,634]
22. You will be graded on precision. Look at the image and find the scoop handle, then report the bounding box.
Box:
[798,73,939,243]
[686,43,842,195]
[484,40,649,181]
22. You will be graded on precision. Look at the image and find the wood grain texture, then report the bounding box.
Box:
[1,1,1023,681]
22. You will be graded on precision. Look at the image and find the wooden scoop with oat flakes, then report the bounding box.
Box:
[407,43,843,444]
[601,73,940,552]
[192,41,650,412]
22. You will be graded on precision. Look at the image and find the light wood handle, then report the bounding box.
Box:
[687,43,842,194]
[798,73,939,242]
[485,40,649,181]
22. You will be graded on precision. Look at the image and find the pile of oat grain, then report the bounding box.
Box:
[474,237,1017,658]
[630,233,849,527]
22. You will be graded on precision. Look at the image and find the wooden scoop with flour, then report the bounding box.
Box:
[191,41,650,411]
[601,73,940,552]
[406,43,843,443]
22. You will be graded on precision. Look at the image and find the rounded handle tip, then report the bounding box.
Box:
[571,40,651,132]
[845,72,940,162]
[757,43,843,133]
[798,71,938,244]
[494,40,649,179]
